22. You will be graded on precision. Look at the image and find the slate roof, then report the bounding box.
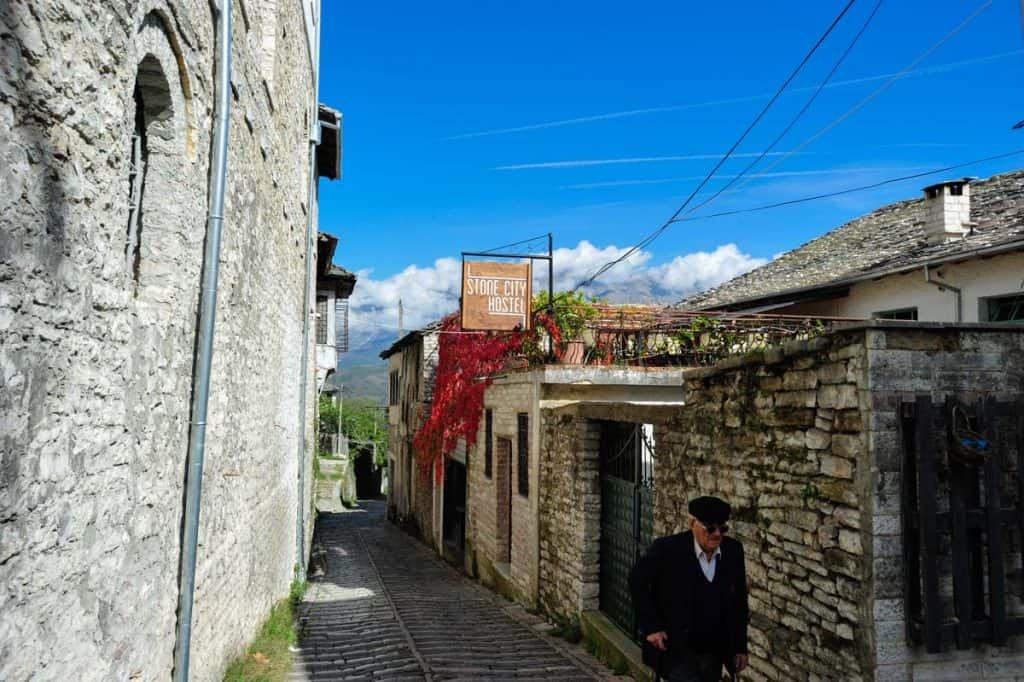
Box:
[678,169,1024,310]
[379,319,443,360]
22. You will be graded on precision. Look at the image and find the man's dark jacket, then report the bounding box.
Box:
[630,531,749,675]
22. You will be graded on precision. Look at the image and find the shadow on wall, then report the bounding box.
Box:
[0,1,72,517]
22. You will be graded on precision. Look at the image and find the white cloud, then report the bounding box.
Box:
[346,241,766,338]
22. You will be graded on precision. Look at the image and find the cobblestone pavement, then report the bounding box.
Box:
[292,500,624,681]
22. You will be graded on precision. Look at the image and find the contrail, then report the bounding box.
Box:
[495,152,799,171]
[559,166,927,190]
[446,50,1023,141]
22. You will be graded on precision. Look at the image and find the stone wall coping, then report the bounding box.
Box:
[540,366,682,386]
[541,401,682,424]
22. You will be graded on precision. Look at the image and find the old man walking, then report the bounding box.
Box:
[630,496,750,681]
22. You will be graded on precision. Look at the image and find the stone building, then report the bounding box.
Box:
[315,231,357,391]
[381,324,441,542]
[465,366,682,607]
[681,171,1024,324]
[1,1,340,679]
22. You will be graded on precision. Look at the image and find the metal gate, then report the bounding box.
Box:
[599,422,655,639]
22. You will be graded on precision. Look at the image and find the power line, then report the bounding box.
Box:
[672,149,1024,223]
[478,233,550,255]
[686,0,884,219]
[717,0,994,203]
[573,0,859,291]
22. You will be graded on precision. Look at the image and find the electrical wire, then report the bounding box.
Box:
[477,233,550,255]
[709,0,994,206]
[672,149,1024,223]
[573,0,859,291]
[685,0,884,219]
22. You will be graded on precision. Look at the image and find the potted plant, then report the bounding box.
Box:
[534,291,600,364]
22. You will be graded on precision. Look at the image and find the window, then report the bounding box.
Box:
[315,295,328,344]
[484,409,493,478]
[388,370,399,406]
[517,413,529,497]
[874,307,918,321]
[985,294,1024,324]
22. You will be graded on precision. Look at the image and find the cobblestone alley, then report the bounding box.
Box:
[292,501,621,681]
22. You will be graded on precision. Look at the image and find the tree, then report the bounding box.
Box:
[339,397,388,466]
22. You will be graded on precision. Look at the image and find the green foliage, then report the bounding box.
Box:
[801,483,821,502]
[340,396,388,466]
[317,394,388,465]
[317,395,340,434]
[550,619,582,643]
[534,290,601,341]
[289,580,307,609]
[222,597,299,682]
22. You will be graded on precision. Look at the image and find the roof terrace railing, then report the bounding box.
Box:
[566,305,864,367]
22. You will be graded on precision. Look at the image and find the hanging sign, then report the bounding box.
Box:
[461,261,532,331]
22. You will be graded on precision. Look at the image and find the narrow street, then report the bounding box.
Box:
[292,501,618,681]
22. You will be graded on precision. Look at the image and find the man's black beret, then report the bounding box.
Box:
[689,496,731,524]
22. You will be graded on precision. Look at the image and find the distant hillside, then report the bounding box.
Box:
[331,363,388,403]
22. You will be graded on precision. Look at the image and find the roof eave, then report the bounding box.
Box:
[693,237,1024,312]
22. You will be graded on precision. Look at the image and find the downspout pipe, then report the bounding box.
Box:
[172,1,231,679]
[924,264,962,322]
[296,0,323,581]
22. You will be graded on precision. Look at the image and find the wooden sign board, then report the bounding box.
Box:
[461,261,532,331]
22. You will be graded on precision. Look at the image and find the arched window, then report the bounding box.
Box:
[126,52,175,292]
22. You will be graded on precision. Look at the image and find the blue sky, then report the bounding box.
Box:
[318,0,1024,333]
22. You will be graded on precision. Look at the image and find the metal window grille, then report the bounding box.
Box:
[334,297,349,352]
[517,413,529,497]
[125,131,143,281]
[484,410,493,478]
[315,295,328,344]
[389,370,400,406]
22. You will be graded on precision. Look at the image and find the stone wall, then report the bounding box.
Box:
[538,403,679,624]
[659,333,873,680]
[1,2,320,679]
[467,371,540,604]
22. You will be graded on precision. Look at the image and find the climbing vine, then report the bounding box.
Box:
[412,309,563,483]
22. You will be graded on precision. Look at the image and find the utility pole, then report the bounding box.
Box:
[398,299,404,339]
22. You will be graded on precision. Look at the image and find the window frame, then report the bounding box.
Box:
[873,307,919,321]
[517,413,529,497]
[982,293,1024,324]
[484,409,493,479]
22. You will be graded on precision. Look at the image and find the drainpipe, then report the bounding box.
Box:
[296,0,323,581]
[924,264,962,322]
[172,0,231,679]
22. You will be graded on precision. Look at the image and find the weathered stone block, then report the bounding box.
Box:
[775,390,817,408]
[805,428,831,450]
[820,455,854,480]
[838,529,862,555]
[818,384,858,409]
[831,433,863,459]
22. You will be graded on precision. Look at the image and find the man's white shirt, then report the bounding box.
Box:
[693,536,722,582]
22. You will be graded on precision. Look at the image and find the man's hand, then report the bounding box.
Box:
[645,631,668,651]
[734,653,748,672]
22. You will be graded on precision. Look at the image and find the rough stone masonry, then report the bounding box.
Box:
[1,1,321,679]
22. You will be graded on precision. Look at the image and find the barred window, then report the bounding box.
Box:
[517,413,528,497]
[484,409,493,478]
[315,295,328,344]
[388,370,399,406]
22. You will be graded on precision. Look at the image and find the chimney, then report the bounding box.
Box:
[922,179,972,244]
